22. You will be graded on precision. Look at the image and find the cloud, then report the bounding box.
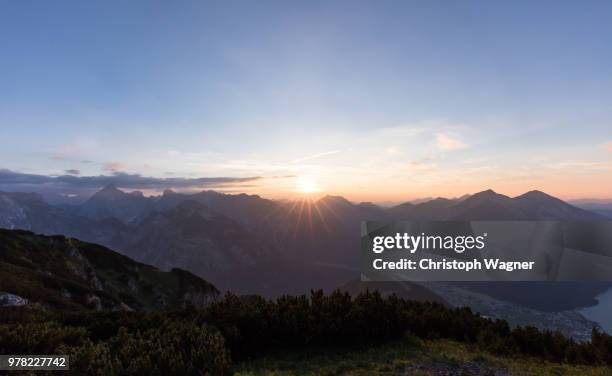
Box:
[102,161,127,172]
[602,141,612,152]
[544,161,612,171]
[0,169,265,201]
[65,169,80,175]
[435,133,468,151]
[407,158,437,171]
[290,150,342,164]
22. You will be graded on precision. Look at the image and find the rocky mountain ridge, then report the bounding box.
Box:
[0,229,218,311]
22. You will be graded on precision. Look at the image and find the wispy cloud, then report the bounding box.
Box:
[407,158,437,172]
[544,161,612,171]
[435,133,468,151]
[290,150,342,164]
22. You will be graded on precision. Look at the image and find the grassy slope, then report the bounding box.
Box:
[234,336,611,376]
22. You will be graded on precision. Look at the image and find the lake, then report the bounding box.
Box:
[580,286,612,334]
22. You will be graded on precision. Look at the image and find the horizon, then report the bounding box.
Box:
[1,1,611,201]
[2,176,611,207]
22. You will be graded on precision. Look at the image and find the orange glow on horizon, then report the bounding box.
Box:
[234,174,612,205]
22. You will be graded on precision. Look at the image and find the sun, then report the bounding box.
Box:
[296,177,320,194]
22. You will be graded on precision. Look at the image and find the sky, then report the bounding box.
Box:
[1,0,611,203]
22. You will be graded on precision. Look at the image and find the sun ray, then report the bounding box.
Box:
[317,198,342,222]
[291,196,307,239]
[312,198,331,234]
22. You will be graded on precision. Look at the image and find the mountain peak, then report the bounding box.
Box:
[454,189,512,212]
[163,189,176,196]
[514,190,572,208]
[91,184,125,199]
[470,189,507,199]
[100,183,120,192]
[318,195,353,207]
[516,190,555,200]
[390,201,415,210]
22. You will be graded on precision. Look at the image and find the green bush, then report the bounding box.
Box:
[0,314,230,375]
[0,321,89,354]
[200,290,612,365]
[107,322,230,375]
[1,289,611,374]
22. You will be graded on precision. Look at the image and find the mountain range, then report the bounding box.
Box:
[0,186,607,309]
[570,199,612,219]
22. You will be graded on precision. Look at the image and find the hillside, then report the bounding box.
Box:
[235,338,612,375]
[1,290,611,375]
[0,229,218,311]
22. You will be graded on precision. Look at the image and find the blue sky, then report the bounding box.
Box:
[1,0,611,201]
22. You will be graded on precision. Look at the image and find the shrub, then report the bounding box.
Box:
[1,289,611,374]
[107,322,230,375]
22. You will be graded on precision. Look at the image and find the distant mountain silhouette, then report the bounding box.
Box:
[0,190,125,244]
[384,190,607,311]
[387,189,605,221]
[73,186,280,229]
[449,189,604,220]
[389,197,457,220]
[75,183,154,223]
[117,200,276,275]
[0,186,607,306]
[569,199,612,219]
[448,189,525,219]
